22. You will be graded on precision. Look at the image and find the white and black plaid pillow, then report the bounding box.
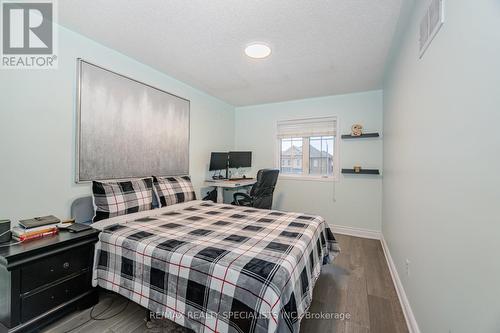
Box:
[92,178,154,222]
[153,175,196,207]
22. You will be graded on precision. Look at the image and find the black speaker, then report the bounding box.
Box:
[0,219,11,243]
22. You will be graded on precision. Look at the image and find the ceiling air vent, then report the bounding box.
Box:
[419,0,445,58]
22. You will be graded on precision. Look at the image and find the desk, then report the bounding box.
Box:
[204,179,256,203]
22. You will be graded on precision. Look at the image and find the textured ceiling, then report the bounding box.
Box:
[58,0,402,106]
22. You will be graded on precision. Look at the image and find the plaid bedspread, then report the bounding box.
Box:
[92,201,340,333]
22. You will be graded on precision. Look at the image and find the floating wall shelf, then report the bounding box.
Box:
[341,133,380,139]
[341,168,380,175]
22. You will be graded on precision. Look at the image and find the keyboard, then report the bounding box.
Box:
[228,177,253,181]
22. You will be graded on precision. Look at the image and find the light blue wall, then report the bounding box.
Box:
[383,1,500,332]
[0,25,234,224]
[235,91,383,231]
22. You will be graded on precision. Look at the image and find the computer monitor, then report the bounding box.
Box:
[228,151,252,168]
[209,152,228,171]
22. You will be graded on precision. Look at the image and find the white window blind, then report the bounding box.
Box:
[277,117,337,138]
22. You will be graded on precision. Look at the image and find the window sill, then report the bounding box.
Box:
[279,174,338,182]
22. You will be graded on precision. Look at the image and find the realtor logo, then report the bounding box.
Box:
[1,0,57,68]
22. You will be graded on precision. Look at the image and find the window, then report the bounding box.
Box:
[309,136,334,176]
[280,137,303,174]
[277,117,338,180]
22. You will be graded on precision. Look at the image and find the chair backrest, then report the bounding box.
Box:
[249,169,280,209]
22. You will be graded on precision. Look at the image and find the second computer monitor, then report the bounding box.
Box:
[229,151,252,168]
[209,152,228,171]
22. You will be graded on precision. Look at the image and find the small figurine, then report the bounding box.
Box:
[353,165,362,173]
[351,124,363,136]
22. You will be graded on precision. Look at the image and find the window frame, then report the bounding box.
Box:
[275,117,340,182]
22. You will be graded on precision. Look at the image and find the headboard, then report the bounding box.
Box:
[70,196,94,224]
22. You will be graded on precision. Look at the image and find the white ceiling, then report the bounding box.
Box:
[59,0,402,106]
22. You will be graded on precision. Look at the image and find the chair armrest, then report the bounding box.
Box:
[233,192,253,206]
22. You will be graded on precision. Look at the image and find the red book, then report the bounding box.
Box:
[17,229,59,242]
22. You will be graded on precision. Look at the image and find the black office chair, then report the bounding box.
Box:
[232,169,279,209]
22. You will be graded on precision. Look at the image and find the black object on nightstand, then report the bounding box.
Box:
[0,228,100,333]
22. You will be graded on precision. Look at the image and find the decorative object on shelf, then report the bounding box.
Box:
[353,165,362,173]
[351,124,363,136]
[342,168,380,175]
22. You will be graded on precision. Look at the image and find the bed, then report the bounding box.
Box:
[90,200,340,333]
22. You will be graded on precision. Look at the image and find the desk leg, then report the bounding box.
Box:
[216,186,224,203]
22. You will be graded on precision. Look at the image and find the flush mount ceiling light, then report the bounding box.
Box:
[244,43,271,59]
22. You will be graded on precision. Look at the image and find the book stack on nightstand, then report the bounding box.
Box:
[11,215,73,242]
[11,225,59,243]
[0,227,100,332]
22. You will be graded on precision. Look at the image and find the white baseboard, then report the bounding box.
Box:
[329,224,381,240]
[380,237,421,333]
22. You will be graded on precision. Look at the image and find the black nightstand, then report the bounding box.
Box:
[0,228,100,333]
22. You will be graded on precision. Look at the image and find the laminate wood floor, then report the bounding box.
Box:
[42,234,408,333]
